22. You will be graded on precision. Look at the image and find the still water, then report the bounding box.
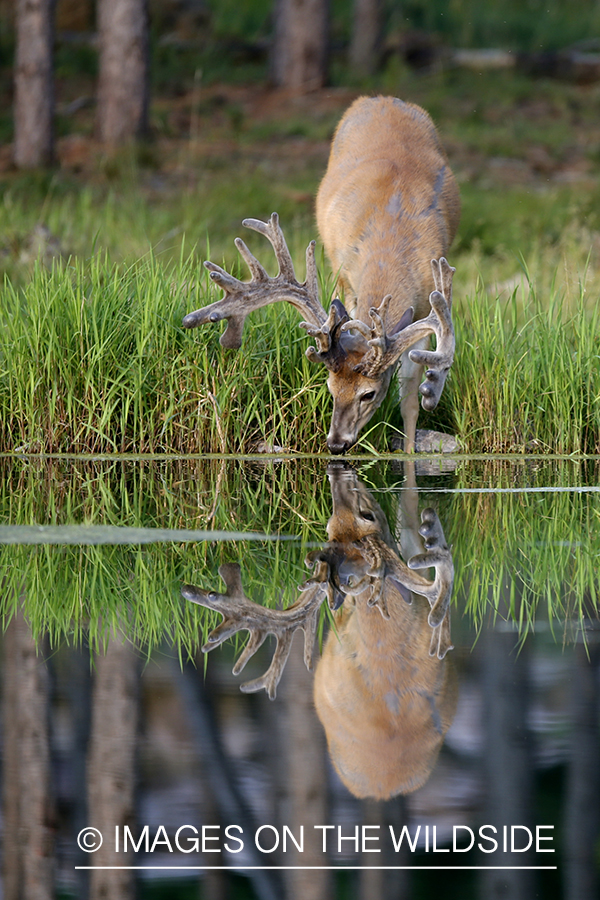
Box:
[1,456,599,900]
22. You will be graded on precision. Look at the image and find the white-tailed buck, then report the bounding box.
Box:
[183,96,460,452]
[182,462,456,799]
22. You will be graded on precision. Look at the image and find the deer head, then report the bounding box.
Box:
[321,260,455,453]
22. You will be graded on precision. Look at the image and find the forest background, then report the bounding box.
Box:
[1,0,600,455]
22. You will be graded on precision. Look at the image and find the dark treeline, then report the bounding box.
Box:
[6,0,600,169]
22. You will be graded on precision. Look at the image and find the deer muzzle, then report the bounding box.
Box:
[327,437,353,455]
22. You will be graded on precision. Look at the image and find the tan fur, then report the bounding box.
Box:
[316,96,460,452]
[314,589,457,799]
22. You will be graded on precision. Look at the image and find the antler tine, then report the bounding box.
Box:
[300,301,334,356]
[408,258,456,410]
[365,577,391,619]
[236,585,322,698]
[341,295,393,375]
[409,545,454,627]
[303,551,348,611]
[296,583,322,669]
[349,259,455,384]
[238,628,296,699]
[233,236,269,283]
[300,297,339,357]
[182,213,327,350]
[431,256,454,308]
[408,288,455,371]
[353,535,392,618]
[305,236,320,308]
[409,256,456,368]
[230,629,268,673]
[406,508,454,632]
[349,295,431,378]
[242,213,296,283]
[357,534,423,612]
[301,298,353,372]
[182,564,327,700]
[429,613,454,660]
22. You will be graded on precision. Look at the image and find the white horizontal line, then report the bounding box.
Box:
[0,525,293,545]
[410,486,600,494]
[75,865,558,871]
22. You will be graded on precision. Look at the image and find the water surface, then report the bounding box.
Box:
[2,456,599,900]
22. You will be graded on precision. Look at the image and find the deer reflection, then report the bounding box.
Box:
[182,463,456,799]
[312,464,456,799]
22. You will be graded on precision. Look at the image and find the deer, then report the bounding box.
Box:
[182,461,456,799]
[182,96,460,453]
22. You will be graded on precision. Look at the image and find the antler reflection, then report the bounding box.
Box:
[182,563,326,700]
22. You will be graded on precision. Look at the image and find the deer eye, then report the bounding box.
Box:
[360,390,376,402]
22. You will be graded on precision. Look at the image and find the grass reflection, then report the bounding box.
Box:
[0,458,598,653]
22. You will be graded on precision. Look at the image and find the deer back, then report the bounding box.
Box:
[314,586,457,799]
[316,96,460,321]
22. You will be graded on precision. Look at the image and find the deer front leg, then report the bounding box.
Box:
[398,339,427,453]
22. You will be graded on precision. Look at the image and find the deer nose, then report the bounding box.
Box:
[327,438,350,455]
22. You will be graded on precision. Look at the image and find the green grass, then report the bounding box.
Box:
[0,457,330,655]
[360,458,600,638]
[0,166,320,281]
[446,472,600,639]
[0,250,335,454]
[451,284,600,454]
[0,245,599,455]
[1,59,600,456]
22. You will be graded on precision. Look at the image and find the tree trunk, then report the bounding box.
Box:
[563,641,600,900]
[349,0,382,76]
[271,0,329,91]
[14,0,55,168]
[87,636,139,900]
[278,634,330,900]
[479,624,534,900]
[2,608,54,900]
[96,0,149,146]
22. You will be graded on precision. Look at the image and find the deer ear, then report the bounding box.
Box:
[388,577,413,604]
[389,306,414,336]
[330,588,346,611]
